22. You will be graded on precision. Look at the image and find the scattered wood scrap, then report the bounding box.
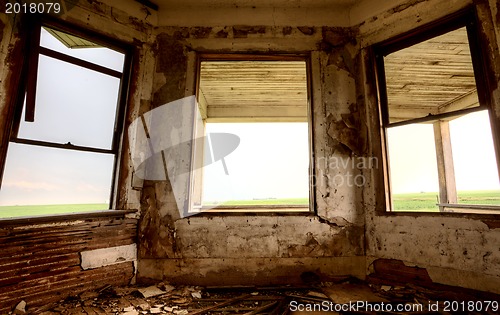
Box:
[28,279,500,315]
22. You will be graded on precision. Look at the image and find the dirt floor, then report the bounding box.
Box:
[15,277,500,315]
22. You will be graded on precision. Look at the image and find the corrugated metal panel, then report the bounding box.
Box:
[0,216,137,313]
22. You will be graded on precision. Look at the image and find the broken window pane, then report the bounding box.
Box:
[384,27,479,124]
[18,54,121,149]
[40,27,125,72]
[387,124,440,212]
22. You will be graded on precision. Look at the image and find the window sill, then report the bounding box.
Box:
[189,205,311,216]
[382,208,499,220]
[438,203,500,214]
[0,209,138,226]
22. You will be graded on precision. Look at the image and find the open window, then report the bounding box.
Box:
[374,9,500,214]
[0,21,130,218]
[190,56,313,213]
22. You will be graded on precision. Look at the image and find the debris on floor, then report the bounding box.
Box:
[25,277,499,314]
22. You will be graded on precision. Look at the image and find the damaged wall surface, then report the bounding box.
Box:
[136,0,500,291]
[137,23,367,285]
[0,214,137,313]
[0,0,499,310]
[0,0,155,310]
[359,0,500,294]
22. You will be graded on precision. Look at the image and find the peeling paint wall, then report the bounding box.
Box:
[1,0,499,297]
[0,0,155,311]
[359,0,500,294]
[137,24,367,285]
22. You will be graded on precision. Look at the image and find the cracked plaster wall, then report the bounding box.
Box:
[2,0,498,291]
[0,0,154,308]
[358,0,500,294]
[137,24,368,285]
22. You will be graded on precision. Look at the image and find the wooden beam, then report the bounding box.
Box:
[25,21,42,122]
[242,301,280,315]
[39,47,122,78]
[388,106,439,123]
[433,120,457,211]
[207,105,307,120]
[438,90,479,114]
[198,89,208,120]
[188,294,253,315]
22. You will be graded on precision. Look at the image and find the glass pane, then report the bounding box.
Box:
[449,110,500,205]
[18,55,121,149]
[40,27,125,72]
[0,143,114,218]
[387,124,440,211]
[202,123,309,206]
[384,27,479,124]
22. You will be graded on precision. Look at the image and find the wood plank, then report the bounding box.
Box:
[188,294,253,315]
[434,121,458,210]
[242,301,280,315]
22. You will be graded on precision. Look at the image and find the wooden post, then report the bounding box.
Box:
[433,120,457,211]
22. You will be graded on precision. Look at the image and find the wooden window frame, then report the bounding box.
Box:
[0,17,133,214]
[373,8,500,214]
[188,53,315,215]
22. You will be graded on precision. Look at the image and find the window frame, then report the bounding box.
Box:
[372,8,500,214]
[0,17,133,214]
[188,53,316,215]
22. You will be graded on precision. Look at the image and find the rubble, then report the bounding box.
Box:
[138,286,167,298]
[32,279,500,315]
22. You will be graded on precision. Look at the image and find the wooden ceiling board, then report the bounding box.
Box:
[199,61,308,120]
[384,27,479,123]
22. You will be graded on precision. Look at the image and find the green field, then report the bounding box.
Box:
[209,190,499,211]
[1,191,498,218]
[392,190,500,212]
[0,204,108,219]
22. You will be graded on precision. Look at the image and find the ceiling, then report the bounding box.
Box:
[198,61,308,122]
[153,0,359,8]
[197,27,478,124]
[132,0,367,26]
[384,26,479,123]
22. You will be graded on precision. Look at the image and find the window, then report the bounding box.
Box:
[374,10,500,214]
[191,56,312,213]
[0,22,130,218]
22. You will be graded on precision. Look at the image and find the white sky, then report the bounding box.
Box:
[202,123,310,202]
[387,110,500,194]
[0,28,123,206]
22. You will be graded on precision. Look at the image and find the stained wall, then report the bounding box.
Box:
[137,24,368,285]
[358,0,500,294]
